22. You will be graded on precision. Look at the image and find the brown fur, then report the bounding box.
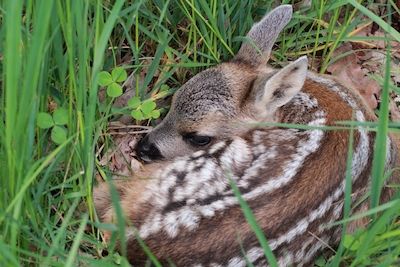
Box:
[94,77,395,265]
[94,5,398,266]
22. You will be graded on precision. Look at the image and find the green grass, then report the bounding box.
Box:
[230,177,278,267]
[0,0,399,266]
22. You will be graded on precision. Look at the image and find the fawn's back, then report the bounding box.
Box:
[94,5,397,266]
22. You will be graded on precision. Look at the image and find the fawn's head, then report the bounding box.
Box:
[136,5,308,162]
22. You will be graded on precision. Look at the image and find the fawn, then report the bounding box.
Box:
[94,4,398,266]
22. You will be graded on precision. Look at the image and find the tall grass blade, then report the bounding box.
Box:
[369,33,391,209]
[347,0,400,42]
[229,178,278,267]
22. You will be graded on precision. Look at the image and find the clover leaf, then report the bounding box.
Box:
[111,67,128,83]
[131,109,145,120]
[51,126,67,145]
[37,108,69,144]
[141,100,157,115]
[98,67,128,98]
[98,71,113,86]
[128,97,161,121]
[150,109,160,119]
[53,108,68,125]
[37,112,54,129]
[107,83,123,98]
[128,96,141,109]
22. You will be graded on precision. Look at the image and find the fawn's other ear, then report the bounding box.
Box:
[234,5,293,66]
[252,56,308,119]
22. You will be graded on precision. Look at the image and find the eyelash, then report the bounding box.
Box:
[183,133,212,146]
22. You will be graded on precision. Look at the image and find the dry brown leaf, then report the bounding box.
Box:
[99,133,143,178]
[293,0,312,11]
[390,100,400,121]
[354,22,400,50]
[327,43,380,109]
[350,22,400,86]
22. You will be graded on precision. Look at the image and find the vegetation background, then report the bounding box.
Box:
[0,0,399,266]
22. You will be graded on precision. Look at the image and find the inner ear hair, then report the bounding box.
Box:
[253,56,309,118]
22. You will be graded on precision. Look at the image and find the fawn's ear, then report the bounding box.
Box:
[234,5,293,66]
[252,56,308,119]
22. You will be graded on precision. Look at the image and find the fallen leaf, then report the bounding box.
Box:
[327,43,380,109]
[390,100,400,121]
[98,132,143,177]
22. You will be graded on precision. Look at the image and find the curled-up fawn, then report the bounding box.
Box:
[94,4,398,266]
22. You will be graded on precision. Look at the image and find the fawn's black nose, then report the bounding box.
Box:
[135,135,163,162]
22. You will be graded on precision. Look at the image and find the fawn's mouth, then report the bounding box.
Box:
[134,134,164,163]
[135,153,153,163]
[134,143,164,163]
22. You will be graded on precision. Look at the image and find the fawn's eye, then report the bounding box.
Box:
[183,133,212,147]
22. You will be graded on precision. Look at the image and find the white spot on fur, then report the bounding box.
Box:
[173,160,217,202]
[187,198,196,205]
[220,138,251,170]
[238,145,277,188]
[301,236,327,266]
[136,213,163,239]
[164,211,179,238]
[178,206,199,231]
[245,247,265,263]
[278,251,294,267]
[209,141,227,154]
[227,256,245,267]
[199,206,216,218]
[192,150,205,158]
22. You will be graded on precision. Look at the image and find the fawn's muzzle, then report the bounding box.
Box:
[135,134,163,162]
